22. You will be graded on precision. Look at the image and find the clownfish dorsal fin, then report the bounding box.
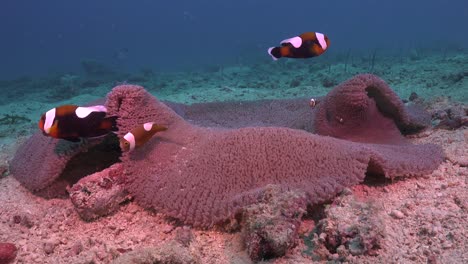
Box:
[56,105,78,116]
[143,122,167,133]
[299,32,317,41]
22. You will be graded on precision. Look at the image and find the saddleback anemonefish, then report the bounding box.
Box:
[38,104,118,142]
[268,32,330,60]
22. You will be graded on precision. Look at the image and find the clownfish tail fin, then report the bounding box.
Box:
[268,47,281,60]
[100,116,119,132]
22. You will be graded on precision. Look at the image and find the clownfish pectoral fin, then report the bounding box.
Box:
[47,120,60,137]
[99,116,119,132]
[62,137,82,142]
[268,47,280,60]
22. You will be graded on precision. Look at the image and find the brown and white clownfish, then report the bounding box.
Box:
[268,32,330,60]
[38,104,118,142]
[120,122,168,152]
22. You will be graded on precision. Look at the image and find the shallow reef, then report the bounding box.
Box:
[9,74,446,262]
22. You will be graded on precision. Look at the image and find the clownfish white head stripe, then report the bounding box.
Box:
[280,36,302,48]
[75,105,107,118]
[316,32,327,50]
[123,132,136,151]
[44,108,56,133]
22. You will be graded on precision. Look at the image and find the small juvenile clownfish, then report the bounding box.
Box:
[120,122,168,152]
[268,32,330,60]
[38,105,118,142]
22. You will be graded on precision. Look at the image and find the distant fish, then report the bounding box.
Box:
[268,32,330,60]
[120,122,167,152]
[113,48,129,61]
[38,105,118,142]
[183,10,196,21]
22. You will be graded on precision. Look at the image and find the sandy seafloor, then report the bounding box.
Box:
[0,51,467,263]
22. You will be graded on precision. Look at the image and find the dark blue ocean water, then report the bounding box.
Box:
[1,0,467,79]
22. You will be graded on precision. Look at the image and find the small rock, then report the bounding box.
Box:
[340,188,353,196]
[390,210,405,219]
[43,239,59,254]
[162,224,175,234]
[69,163,130,221]
[126,204,140,214]
[330,253,340,261]
[94,248,108,261]
[437,234,446,242]
[298,219,315,236]
[309,195,384,258]
[242,186,307,262]
[112,241,201,264]
[17,240,27,247]
[461,116,468,127]
[319,233,327,242]
[409,92,419,101]
[69,241,83,256]
[0,242,18,264]
[29,253,41,262]
[348,237,365,255]
[442,241,452,249]
[416,182,426,189]
[0,165,8,177]
[399,208,409,217]
[12,212,34,228]
[431,224,442,235]
[433,110,448,120]
[336,245,347,257]
[175,226,194,247]
[427,254,438,264]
